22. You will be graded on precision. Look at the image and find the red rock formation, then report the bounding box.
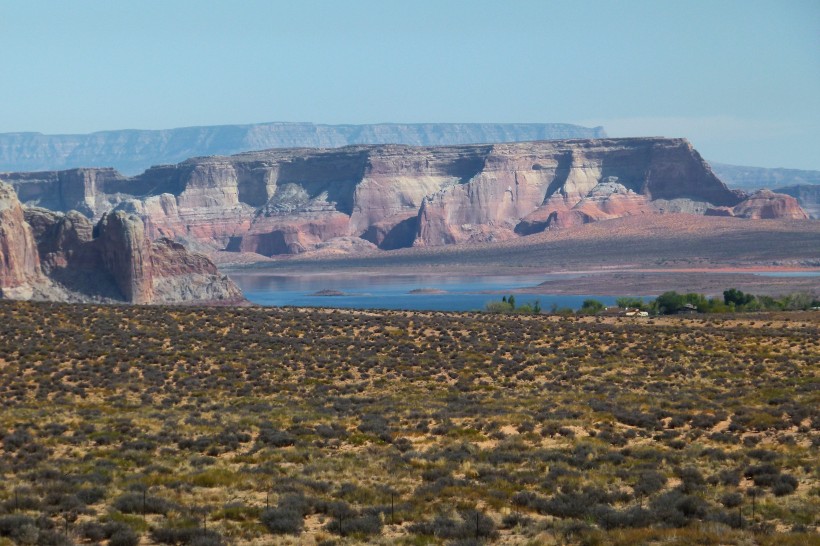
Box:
[2,168,130,217]
[236,212,350,255]
[97,211,155,304]
[416,139,741,245]
[731,190,808,220]
[1,184,244,304]
[95,211,245,304]
[25,208,98,271]
[703,206,735,218]
[149,238,245,304]
[3,139,809,256]
[0,182,41,294]
[517,180,654,233]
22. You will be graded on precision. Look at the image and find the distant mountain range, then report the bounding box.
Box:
[710,163,820,190]
[0,122,607,175]
[709,164,820,218]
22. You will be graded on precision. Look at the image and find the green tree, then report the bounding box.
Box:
[683,292,709,311]
[655,291,684,314]
[580,299,604,314]
[780,292,814,310]
[616,297,646,310]
[485,301,513,313]
[723,288,755,308]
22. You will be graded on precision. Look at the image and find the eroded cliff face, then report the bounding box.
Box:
[778,185,820,219]
[730,190,809,220]
[415,139,742,245]
[97,211,154,303]
[3,168,134,218]
[705,190,809,220]
[149,237,245,304]
[0,182,41,296]
[0,181,244,304]
[2,138,808,257]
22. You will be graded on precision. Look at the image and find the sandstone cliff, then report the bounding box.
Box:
[0,182,41,297]
[96,211,155,303]
[0,181,244,304]
[2,138,809,259]
[709,163,820,219]
[777,185,820,219]
[705,190,809,220]
[734,190,809,220]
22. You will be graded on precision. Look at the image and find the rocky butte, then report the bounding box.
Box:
[0,180,244,304]
[1,138,807,264]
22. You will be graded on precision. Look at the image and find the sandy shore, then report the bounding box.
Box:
[518,270,819,297]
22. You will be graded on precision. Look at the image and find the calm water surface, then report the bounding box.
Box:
[229,273,624,312]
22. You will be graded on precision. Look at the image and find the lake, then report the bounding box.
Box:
[228,272,624,312]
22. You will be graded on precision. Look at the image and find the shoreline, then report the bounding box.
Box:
[225,266,819,301]
[222,262,820,277]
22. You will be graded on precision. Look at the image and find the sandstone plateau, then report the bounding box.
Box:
[0,181,244,304]
[2,138,807,264]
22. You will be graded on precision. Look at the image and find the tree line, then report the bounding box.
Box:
[486,289,819,315]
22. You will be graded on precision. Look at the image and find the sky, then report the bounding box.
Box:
[1,0,818,169]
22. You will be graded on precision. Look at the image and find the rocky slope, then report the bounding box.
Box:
[2,138,808,259]
[0,122,606,175]
[777,185,820,219]
[710,163,820,218]
[0,181,244,304]
[706,190,808,220]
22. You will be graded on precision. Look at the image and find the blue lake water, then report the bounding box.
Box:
[228,273,625,312]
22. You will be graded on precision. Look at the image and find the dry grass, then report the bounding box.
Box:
[0,301,817,545]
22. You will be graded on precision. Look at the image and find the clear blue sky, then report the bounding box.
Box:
[1,0,818,169]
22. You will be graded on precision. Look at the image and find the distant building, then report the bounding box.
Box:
[602,307,649,317]
[625,310,650,317]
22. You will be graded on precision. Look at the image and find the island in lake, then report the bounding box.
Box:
[409,288,448,294]
[312,289,346,296]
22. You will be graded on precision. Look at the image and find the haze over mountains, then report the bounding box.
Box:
[0,122,607,175]
[709,163,820,190]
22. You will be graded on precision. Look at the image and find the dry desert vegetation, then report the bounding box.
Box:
[0,301,817,545]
